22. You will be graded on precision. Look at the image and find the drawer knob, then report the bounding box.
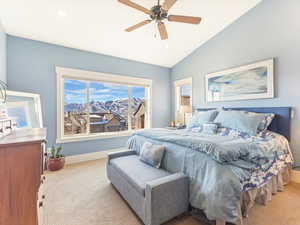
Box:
[42,195,45,199]
[39,201,43,208]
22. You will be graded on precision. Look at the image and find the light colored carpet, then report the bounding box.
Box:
[43,159,300,225]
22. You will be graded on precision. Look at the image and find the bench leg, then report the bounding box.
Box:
[216,220,226,225]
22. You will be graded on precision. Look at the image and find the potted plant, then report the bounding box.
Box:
[47,145,65,171]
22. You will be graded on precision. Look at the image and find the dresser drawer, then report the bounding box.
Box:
[37,196,44,225]
[37,175,46,225]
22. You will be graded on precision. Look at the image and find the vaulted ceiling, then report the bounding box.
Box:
[0,0,262,67]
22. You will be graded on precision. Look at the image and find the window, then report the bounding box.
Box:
[131,86,146,130]
[57,67,152,143]
[174,78,192,125]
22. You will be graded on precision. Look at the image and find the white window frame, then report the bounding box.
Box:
[56,67,152,143]
[174,77,193,122]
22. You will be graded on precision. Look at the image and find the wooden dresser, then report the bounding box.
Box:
[0,128,47,225]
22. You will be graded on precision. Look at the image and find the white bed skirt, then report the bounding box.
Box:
[237,166,291,225]
[191,165,292,225]
[192,166,292,225]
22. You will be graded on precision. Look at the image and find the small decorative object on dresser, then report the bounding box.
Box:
[0,82,18,138]
[47,145,65,171]
[0,108,17,138]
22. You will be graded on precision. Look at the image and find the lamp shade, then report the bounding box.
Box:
[179,105,192,113]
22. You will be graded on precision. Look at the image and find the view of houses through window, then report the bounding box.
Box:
[63,78,147,136]
[180,84,192,107]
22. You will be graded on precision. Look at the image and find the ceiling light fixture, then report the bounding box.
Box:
[57,10,67,17]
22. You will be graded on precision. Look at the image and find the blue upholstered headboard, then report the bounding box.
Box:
[196,107,292,141]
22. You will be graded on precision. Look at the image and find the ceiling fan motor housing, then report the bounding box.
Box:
[150,5,168,21]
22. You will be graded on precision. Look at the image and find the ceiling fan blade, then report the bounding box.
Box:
[158,22,168,40]
[125,20,152,32]
[168,15,202,24]
[161,0,177,11]
[118,0,152,15]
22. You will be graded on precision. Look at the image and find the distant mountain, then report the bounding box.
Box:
[64,98,144,119]
[64,103,86,113]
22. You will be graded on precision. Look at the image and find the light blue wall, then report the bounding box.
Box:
[171,0,300,165]
[7,36,171,156]
[0,20,6,83]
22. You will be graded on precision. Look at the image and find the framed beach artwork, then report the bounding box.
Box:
[205,59,274,102]
[5,91,43,129]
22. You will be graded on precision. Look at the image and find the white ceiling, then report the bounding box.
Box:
[0,0,262,67]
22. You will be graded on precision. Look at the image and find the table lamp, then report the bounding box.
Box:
[179,105,192,125]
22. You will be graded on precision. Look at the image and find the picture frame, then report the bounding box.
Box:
[205,59,274,102]
[5,91,43,129]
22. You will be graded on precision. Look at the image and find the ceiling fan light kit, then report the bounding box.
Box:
[118,0,202,40]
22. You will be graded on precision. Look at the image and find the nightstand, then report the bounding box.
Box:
[165,126,186,130]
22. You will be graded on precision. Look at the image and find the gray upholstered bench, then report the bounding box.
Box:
[106,150,189,225]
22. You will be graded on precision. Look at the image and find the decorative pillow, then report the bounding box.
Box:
[190,127,202,133]
[214,110,265,136]
[139,142,165,168]
[245,111,275,132]
[201,123,218,135]
[217,127,251,139]
[187,110,219,129]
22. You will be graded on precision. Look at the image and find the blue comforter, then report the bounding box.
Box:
[127,128,293,223]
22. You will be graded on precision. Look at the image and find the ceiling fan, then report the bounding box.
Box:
[118,0,202,40]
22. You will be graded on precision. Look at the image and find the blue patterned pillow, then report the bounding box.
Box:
[217,127,251,139]
[187,110,218,129]
[201,123,218,135]
[245,112,275,132]
[140,142,165,168]
[189,127,202,133]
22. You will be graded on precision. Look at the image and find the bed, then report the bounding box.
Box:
[127,107,294,225]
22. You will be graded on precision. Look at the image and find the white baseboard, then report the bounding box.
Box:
[65,147,126,165]
[291,169,300,184]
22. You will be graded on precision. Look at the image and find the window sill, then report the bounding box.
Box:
[56,130,135,144]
